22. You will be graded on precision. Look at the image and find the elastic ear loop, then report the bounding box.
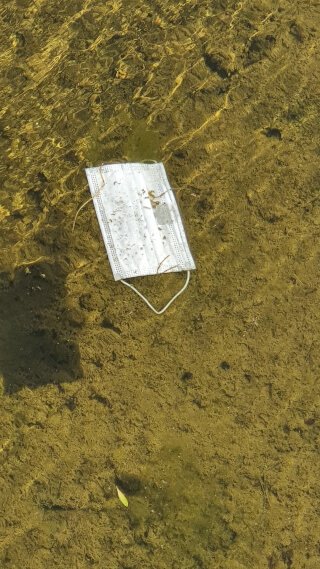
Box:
[120,271,190,315]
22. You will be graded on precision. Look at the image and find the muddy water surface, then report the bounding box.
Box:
[0,1,320,568]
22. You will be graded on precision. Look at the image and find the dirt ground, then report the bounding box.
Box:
[0,1,320,568]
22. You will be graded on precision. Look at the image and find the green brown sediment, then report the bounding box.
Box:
[0,1,319,568]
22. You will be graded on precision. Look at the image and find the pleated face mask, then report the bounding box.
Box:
[84,162,196,314]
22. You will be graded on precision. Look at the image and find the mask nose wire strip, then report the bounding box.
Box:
[120,270,190,315]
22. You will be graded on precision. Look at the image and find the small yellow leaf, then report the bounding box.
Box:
[116,486,128,507]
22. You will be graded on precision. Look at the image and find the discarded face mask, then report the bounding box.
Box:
[84,162,196,314]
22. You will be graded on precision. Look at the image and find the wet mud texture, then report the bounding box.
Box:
[1,1,320,568]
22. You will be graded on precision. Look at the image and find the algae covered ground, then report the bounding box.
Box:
[0,1,320,568]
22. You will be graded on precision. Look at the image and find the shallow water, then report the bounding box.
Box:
[0,1,320,568]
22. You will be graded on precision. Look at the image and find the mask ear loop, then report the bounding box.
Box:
[120,271,190,315]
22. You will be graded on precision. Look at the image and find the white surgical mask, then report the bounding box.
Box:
[85,162,195,313]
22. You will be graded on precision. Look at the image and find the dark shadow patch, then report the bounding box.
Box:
[280,546,294,569]
[245,34,276,65]
[181,371,193,382]
[203,50,236,79]
[196,197,212,219]
[203,52,230,79]
[115,473,142,496]
[289,21,306,43]
[0,261,83,393]
[262,127,282,140]
[101,316,121,335]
